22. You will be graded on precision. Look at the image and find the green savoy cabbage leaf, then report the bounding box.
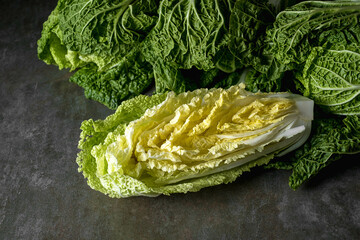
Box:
[37,0,160,107]
[38,0,159,71]
[76,84,314,197]
[296,45,360,115]
[69,50,154,110]
[142,0,234,71]
[228,0,289,94]
[140,0,277,96]
[57,0,159,71]
[244,58,289,93]
[268,1,360,65]
[37,1,86,70]
[228,0,275,70]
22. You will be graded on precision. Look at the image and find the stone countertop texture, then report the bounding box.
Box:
[1,0,359,239]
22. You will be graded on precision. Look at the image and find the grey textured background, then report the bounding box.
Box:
[1,1,359,239]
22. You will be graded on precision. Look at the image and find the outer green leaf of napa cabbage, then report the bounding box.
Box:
[152,59,188,94]
[268,1,360,65]
[172,68,239,91]
[245,58,289,93]
[297,46,360,115]
[57,0,159,71]
[267,115,360,189]
[150,155,274,196]
[37,3,63,66]
[226,0,293,94]
[214,47,241,73]
[37,0,86,70]
[97,154,274,197]
[142,0,235,71]
[228,0,275,69]
[69,51,154,110]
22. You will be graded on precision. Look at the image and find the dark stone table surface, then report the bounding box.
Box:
[1,1,359,239]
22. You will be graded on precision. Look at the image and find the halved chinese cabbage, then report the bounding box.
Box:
[77,84,313,197]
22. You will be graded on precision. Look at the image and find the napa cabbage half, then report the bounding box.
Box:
[77,84,313,197]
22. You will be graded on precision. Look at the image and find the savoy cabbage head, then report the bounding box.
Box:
[38,0,275,109]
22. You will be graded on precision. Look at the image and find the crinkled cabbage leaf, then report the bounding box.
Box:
[38,0,278,109]
[228,0,275,70]
[77,84,313,197]
[69,50,154,110]
[37,1,86,70]
[296,46,360,115]
[142,0,234,71]
[37,0,160,108]
[38,0,159,71]
[268,1,360,65]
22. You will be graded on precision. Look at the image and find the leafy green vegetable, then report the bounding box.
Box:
[38,0,277,109]
[268,1,360,66]
[228,0,275,69]
[57,0,159,71]
[142,0,234,71]
[69,50,154,109]
[244,58,289,93]
[77,93,168,196]
[227,0,289,93]
[37,1,86,70]
[39,0,360,194]
[77,84,314,197]
[151,59,189,94]
[38,0,159,70]
[296,46,360,115]
[38,0,161,106]
[268,114,360,189]
[141,0,277,94]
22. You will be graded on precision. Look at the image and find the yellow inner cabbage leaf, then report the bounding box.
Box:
[96,84,311,185]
